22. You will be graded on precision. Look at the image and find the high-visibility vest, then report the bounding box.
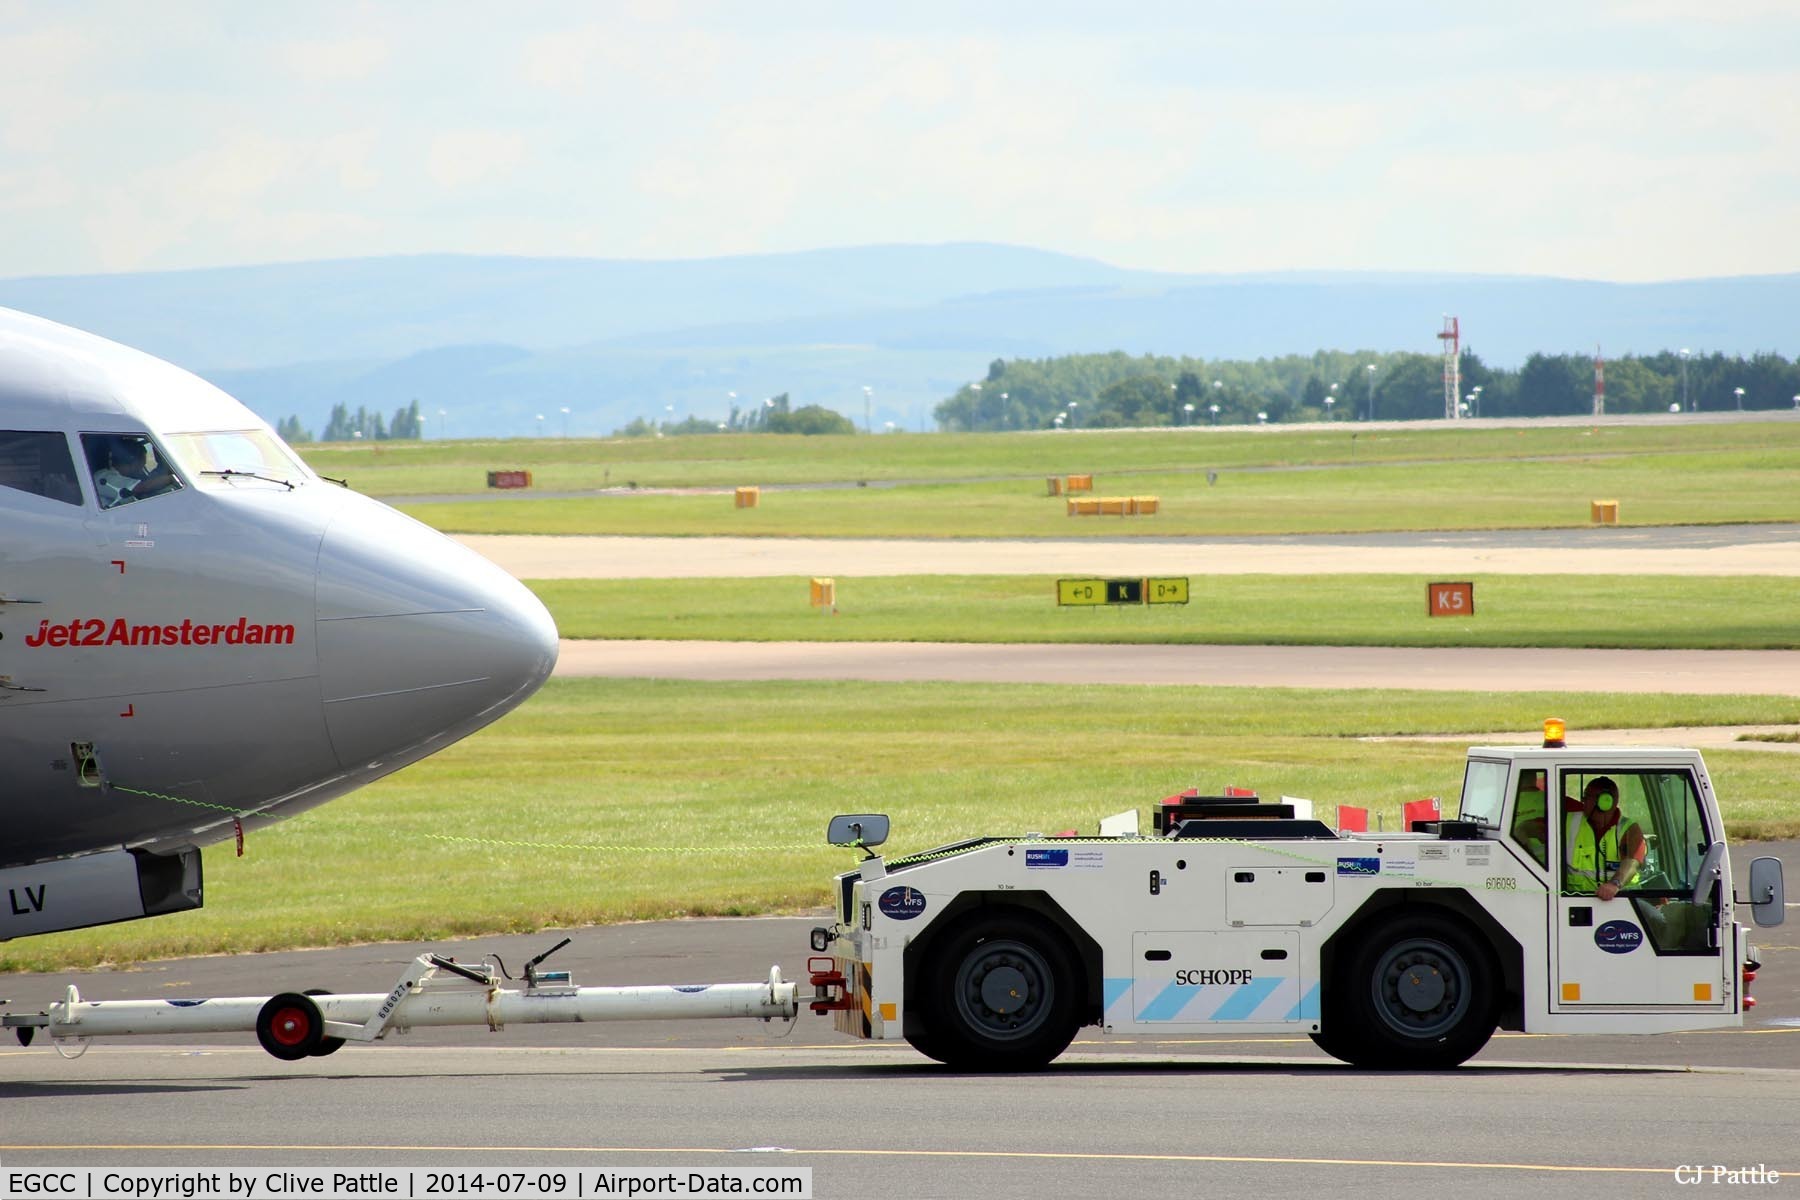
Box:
[1512,787,1549,862]
[1565,815,1624,893]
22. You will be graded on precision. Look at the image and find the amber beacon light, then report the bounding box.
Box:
[1542,717,1567,748]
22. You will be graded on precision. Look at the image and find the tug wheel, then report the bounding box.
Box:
[1333,913,1498,1069]
[256,992,324,1061]
[921,911,1081,1072]
[303,989,346,1057]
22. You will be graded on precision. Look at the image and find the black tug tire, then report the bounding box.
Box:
[1307,1024,1367,1066]
[256,992,325,1061]
[903,1031,944,1063]
[920,911,1081,1072]
[303,988,346,1057]
[1333,913,1498,1069]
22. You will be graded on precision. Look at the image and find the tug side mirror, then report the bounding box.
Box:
[827,814,889,849]
[1747,857,1786,928]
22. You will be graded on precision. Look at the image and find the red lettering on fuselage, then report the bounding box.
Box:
[19,617,298,648]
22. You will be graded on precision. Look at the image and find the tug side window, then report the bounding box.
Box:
[1559,769,1716,953]
[1509,769,1550,869]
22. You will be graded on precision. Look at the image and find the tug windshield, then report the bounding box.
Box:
[1458,758,1510,827]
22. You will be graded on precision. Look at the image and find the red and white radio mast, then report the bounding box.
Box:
[1438,316,1461,420]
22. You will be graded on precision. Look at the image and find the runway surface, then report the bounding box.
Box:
[554,639,1800,695]
[457,523,1800,580]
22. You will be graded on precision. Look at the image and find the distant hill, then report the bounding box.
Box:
[3,246,1795,437]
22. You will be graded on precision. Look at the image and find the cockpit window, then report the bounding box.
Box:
[80,433,184,510]
[161,429,306,491]
[0,430,83,506]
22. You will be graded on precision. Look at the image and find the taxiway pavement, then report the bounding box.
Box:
[3,867,1796,1196]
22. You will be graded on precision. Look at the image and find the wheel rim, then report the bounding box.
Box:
[952,938,1055,1042]
[268,1006,313,1048]
[1370,936,1471,1040]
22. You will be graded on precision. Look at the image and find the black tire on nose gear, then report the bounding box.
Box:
[1331,913,1498,1069]
[919,911,1082,1072]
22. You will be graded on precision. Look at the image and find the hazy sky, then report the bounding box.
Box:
[3,2,1795,282]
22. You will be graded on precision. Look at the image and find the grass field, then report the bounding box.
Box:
[10,679,1799,972]
[532,574,1800,649]
[392,447,1800,537]
[301,420,1800,497]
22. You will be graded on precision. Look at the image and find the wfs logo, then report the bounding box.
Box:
[1594,919,1644,954]
[878,886,928,921]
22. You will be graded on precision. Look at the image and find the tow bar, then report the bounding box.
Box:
[4,937,805,1061]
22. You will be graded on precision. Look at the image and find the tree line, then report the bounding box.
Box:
[278,401,425,443]
[614,393,856,437]
[933,349,1800,431]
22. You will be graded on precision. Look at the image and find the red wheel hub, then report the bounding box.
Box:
[268,1006,313,1046]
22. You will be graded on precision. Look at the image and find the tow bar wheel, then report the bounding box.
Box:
[256,992,324,1061]
[303,988,347,1056]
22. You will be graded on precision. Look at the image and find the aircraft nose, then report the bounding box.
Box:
[314,498,559,769]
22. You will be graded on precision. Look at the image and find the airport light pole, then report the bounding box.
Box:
[1067,401,1078,429]
[1678,349,1691,412]
[1365,363,1377,421]
[535,413,544,436]
[1734,386,1745,411]
[560,406,570,438]
[438,408,448,439]
[863,386,872,434]
[1184,402,1195,425]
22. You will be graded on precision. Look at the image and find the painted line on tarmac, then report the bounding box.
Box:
[0,1143,1703,1177]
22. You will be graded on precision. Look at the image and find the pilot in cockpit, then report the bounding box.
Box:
[92,436,178,509]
